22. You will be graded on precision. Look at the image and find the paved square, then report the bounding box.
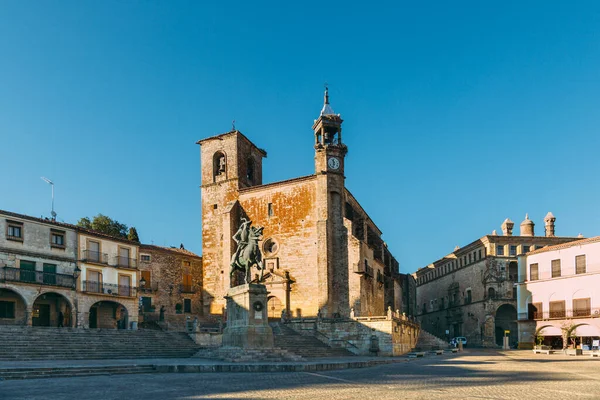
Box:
[2,350,600,399]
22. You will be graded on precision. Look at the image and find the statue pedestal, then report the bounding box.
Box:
[222,283,274,349]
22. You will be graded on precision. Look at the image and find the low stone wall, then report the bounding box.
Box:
[287,315,419,356]
[190,332,223,347]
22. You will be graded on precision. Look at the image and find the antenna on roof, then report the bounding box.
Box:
[40,177,56,221]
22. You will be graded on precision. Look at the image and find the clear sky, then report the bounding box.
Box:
[1,1,600,273]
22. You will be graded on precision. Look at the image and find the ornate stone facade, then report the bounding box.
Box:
[413,214,580,347]
[199,91,403,319]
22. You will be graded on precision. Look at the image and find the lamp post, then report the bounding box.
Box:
[40,177,56,220]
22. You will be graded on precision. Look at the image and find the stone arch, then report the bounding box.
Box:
[32,292,73,327]
[0,286,29,325]
[246,156,255,183]
[213,151,227,179]
[267,295,282,319]
[495,303,517,346]
[88,300,130,329]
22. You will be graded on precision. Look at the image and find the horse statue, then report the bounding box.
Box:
[230,218,265,285]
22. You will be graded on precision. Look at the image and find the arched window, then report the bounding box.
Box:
[213,151,226,178]
[488,287,496,299]
[246,158,255,182]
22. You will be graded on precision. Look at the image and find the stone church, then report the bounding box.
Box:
[198,90,402,319]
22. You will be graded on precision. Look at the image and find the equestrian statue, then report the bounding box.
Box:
[230,217,265,285]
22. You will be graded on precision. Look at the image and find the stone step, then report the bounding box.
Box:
[0,365,157,380]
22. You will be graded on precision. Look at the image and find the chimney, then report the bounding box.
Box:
[520,214,535,236]
[544,212,556,237]
[501,218,514,236]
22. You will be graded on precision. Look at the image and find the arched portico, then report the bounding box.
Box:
[88,301,129,329]
[495,304,517,346]
[32,292,73,327]
[0,286,28,326]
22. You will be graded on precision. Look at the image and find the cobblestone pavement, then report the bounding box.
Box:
[2,350,600,400]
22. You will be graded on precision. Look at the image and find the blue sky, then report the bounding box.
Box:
[1,1,600,273]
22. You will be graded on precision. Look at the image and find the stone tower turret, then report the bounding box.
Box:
[501,218,514,236]
[313,87,349,318]
[520,214,535,237]
[544,212,556,237]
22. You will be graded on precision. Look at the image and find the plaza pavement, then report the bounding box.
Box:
[2,349,600,399]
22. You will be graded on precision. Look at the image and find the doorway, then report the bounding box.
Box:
[32,304,50,326]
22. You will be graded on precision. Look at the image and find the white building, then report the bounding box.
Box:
[516,236,600,349]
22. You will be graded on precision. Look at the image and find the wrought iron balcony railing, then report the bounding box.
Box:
[82,280,136,297]
[81,250,109,265]
[114,256,137,269]
[1,267,76,289]
[518,308,600,320]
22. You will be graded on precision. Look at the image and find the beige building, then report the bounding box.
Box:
[414,214,580,347]
[138,244,203,330]
[77,229,140,329]
[199,89,403,319]
[0,210,78,327]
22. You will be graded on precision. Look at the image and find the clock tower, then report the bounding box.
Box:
[313,86,347,174]
[313,87,350,317]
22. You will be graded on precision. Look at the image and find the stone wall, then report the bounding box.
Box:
[287,314,419,356]
[138,245,203,330]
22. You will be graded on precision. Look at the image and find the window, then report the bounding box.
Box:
[440,297,445,309]
[465,289,472,304]
[530,263,539,280]
[246,158,255,182]
[118,247,131,267]
[6,220,23,241]
[488,287,496,299]
[86,270,102,293]
[182,273,193,292]
[509,245,517,256]
[575,255,586,274]
[141,270,152,288]
[87,240,101,263]
[549,300,566,318]
[551,259,561,278]
[529,302,542,320]
[573,298,591,317]
[43,263,56,285]
[497,245,504,256]
[141,254,151,262]
[213,151,226,177]
[19,260,36,283]
[479,249,482,259]
[184,299,192,313]
[175,303,183,314]
[0,301,15,319]
[268,203,273,217]
[118,275,131,297]
[468,254,472,264]
[523,245,530,253]
[50,230,65,248]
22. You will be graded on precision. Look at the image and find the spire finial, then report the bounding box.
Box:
[320,83,335,116]
[324,82,329,105]
[232,120,236,131]
[525,213,529,220]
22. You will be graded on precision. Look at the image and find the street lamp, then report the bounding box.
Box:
[40,177,56,220]
[139,276,147,288]
[73,266,81,279]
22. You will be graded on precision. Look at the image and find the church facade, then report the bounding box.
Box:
[199,90,402,319]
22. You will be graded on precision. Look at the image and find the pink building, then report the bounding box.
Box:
[517,236,600,349]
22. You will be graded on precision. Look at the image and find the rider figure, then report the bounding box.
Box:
[231,217,252,268]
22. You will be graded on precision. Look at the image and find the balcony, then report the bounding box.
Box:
[1,267,76,289]
[139,282,158,294]
[81,250,109,265]
[353,262,374,277]
[519,308,600,321]
[113,256,137,269]
[180,284,195,293]
[82,280,136,297]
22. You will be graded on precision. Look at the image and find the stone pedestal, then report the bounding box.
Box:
[222,283,274,349]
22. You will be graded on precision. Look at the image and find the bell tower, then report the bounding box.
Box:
[313,87,347,174]
[313,87,350,318]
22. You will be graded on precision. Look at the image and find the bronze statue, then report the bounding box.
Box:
[230,218,265,285]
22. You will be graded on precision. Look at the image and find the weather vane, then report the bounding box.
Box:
[232,119,236,131]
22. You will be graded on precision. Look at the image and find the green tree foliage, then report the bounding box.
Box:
[76,214,129,239]
[127,227,140,243]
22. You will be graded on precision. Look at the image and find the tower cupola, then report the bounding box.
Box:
[501,218,514,236]
[544,212,556,237]
[312,86,345,148]
[520,214,535,236]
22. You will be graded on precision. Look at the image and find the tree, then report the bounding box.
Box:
[76,214,129,239]
[560,322,586,349]
[127,227,140,243]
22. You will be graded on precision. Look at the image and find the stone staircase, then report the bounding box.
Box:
[0,365,157,380]
[0,326,201,361]
[272,323,355,358]
[414,330,449,351]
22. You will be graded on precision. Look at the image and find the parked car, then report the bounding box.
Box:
[451,337,467,347]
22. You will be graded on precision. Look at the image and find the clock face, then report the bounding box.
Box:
[328,157,340,170]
